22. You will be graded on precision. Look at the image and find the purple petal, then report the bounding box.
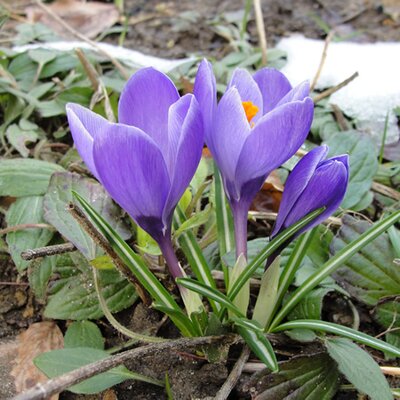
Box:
[272,145,329,235]
[277,81,310,106]
[211,87,251,199]
[253,68,292,114]
[163,94,204,226]
[234,98,314,203]
[193,59,217,143]
[93,124,170,239]
[281,157,349,233]
[118,68,179,152]
[66,103,108,180]
[227,68,263,123]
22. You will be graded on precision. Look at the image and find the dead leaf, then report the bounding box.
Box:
[11,321,64,399]
[25,0,120,39]
[250,171,283,213]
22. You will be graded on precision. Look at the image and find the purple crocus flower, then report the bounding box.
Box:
[272,145,349,238]
[66,68,204,282]
[194,60,314,258]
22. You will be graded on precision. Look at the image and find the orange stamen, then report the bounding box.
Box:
[242,101,259,123]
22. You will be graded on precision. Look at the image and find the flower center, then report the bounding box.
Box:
[242,101,259,123]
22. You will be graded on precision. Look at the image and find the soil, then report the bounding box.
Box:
[1,0,400,399]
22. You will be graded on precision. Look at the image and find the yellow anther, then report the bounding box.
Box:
[242,101,259,123]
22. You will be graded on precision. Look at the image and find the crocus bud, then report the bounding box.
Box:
[272,145,349,238]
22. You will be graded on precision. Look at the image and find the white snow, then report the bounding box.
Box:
[13,41,194,73]
[277,35,400,144]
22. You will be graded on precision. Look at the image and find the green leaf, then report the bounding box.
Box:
[247,352,339,399]
[6,123,39,158]
[44,172,130,260]
[89,255,115,270]
[236,325,278,372]
[174,204,212,238]
[253,256,281,329]
[176,277,244,318]
[64,321,105,349]
[0,158,64,197]
[325,131,378,210]
[287,288,334,321]
[34,347,162,394]
[212,164,234,279]
[28,49,56,65]
[228,208,325,303]
[270,211,400,330]
[331,215,400,306]
[6,196,53,271]
[28,256,54,300]
[373,300,400,330]
[325,337,393,400]
[174,207,219,313]
[284,328,317,343]
[229,254,249,316]
[272,320,400,357]
[44,254,137,320]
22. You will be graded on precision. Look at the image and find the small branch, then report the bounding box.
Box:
[253,0,267,65]
[67,202,152,306]
[215,346,251,400]
[331,103,349,131]
[11,334,239,400]
[0,281,29,286]
[313,72,359,103]
[310,30,335,91]
[75,48,100,91]
[0,223,54,236]
[34,0,130,80]
[21,243,76,261]
[371,181,400,202]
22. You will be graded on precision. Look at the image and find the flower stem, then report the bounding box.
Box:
[231,202,248,260]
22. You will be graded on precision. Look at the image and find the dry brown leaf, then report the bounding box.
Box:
[250,171,283,213]
[11,321,64,399]
[25,0,120,39]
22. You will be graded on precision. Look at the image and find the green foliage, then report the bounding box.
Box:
[332,215,400,305]
[44,172,130,259]
[6,196,53,271]
[325,131,378,210]
[44,253,137,320]
[64,321,105,349]
[248,353,339,400]
[34,347,162,394]
[325,337,393,400]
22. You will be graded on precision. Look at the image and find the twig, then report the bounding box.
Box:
[215,346,251,400]
[11,334,239,400]
[380,366,400,377]
[371,181,400,202]
[75,48,100,90]
[67,202,151,305]
[0,223,54,236]
[313,72,359,103]
[34,0,129,80]
[0,281,29,286]
[253,0,267,65]
[310,30,335,91]
[331,103,349,130]
[21,242,76,261]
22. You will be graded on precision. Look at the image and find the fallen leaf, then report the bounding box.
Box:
[25,0,120,39]
[250,170,283,213]
[11,321,64,399]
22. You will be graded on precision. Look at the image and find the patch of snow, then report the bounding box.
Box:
[12,41,195,73]
[277,35,400,145]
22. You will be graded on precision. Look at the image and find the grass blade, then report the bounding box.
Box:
[174,207,219,313]
[272,320,400,357]
[176,277,245,318]
[269,210,400,330]
[227,207,325,302]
